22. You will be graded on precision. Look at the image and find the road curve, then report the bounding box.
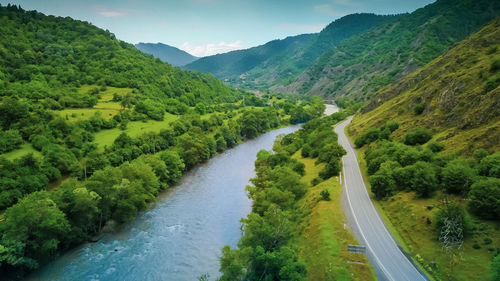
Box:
[335,117,428,281]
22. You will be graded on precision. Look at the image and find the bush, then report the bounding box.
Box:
[404,127,432,145]
[319,158,341,180]
[435,202,471,239]
[355,127,380,148]
[427,141,444,152]
[320,189,330,201]
[492,254,500,281]
[414,104,425,115]
[311,177,322,186]
[441,160,477,195]
[468,178,500,219]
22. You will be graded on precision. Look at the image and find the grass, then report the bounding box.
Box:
[58,85,134,122]
[292,152,376,281]
[0,143,42,161]
[93,113,179,150]
[347,130,500,281]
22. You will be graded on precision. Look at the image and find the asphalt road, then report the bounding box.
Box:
[335,117,428,281]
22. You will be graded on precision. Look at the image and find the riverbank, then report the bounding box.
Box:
[23,125,301,281]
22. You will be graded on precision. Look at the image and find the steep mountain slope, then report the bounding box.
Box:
[185,13,395,89]
[348,17,500,154]
[184,33,316,82]
[276,0,500,99]
[135,42,198,66]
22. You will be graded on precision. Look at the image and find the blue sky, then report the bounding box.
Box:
[2,0,434,56]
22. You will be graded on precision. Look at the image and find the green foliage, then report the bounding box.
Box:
[186,13,396,90]
[294,0,500,99]
[0,191,70,269]
[0,129,23,153]
[404,127,433,145]
[435,202,472,238]
[354,122,398,148]
[441,160,477,195]
[492,254,500,281]
[414,104,425,115]
[319,158,341,180]
[478,152,500,177]
[320,189,331,201]
[468,178,500,219]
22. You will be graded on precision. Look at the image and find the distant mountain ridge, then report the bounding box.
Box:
[276,0,500,99]
[184,13,395,89]
[135,42,198,66]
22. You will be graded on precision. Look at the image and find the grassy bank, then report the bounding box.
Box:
[292,152,376,281]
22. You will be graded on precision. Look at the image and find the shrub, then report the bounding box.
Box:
[319,158,341,180]
[492,254,500,281]
[414,104,425,115]
[468,178,500,220]
[427,141,444,152]
[404,127,432,145]
[311,177,322,186]
[320,189,331,201]
[355,127,380,148]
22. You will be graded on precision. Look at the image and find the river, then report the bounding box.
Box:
[25,125,301,281]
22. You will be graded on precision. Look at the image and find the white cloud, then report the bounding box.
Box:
[94,6,129,18]
[179,40,244,57]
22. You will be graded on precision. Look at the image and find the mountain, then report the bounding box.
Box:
[275,0,500,99]
[185,13,395,89]
[348,16,500,154]
[0,4,238,110]
[135,43,198,67]
[185,33,316,84]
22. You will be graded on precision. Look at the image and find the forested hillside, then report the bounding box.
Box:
[185,33,316,83]
[135,43,198,67]
[185,13,394,89]
[275,0,500,100]
[349,17,500,154]
[0,5,326,279]
[345,17,500,281]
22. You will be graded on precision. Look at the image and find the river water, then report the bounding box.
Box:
[26,125,301,281]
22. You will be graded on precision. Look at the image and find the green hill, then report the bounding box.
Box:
[184,33,316,82]
[135,42,198,67]
[349,16,500,155]
[185,13,395,89]
[276,0,500,100]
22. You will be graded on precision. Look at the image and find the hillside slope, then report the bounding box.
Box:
[0,4,237,110]
[184,33,316,82]
[348,17,500,154]
[276,0,500,100]
[185,13,395,89]
[135,42,198,66]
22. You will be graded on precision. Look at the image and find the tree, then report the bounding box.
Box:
[158,150,185,185]
[441,160,477,195]
[492,254,500,281]
[0,191,70,269]
[404,127,433,145]
[468,178,500,219]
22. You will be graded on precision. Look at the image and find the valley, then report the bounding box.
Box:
[0,1,499,281]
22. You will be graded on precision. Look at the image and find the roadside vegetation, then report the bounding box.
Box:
[352,122,500,281]
[218,111,375,280]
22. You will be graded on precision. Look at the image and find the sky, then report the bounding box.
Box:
[2,0,435,57]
